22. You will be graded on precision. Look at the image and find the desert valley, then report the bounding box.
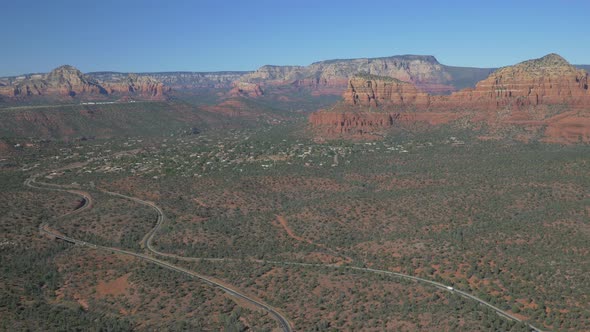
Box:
[1,2,590,331]
[1,51,589,331]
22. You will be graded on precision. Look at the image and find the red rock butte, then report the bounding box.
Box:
[310,54,590,143]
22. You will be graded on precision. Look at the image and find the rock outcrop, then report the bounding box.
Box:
[310,54,590,143]
[309,111,397,134]
[228,82,264,97]
[243,65,305,82]
[444,53,589,110]
[0,65,168,100]
[102,74,168,99]
[309,110,463,136]
[343,74,431,108]
[0,66,106,97]
[338,54,589,111]
[240,55,495,95]
[88,71,250,89]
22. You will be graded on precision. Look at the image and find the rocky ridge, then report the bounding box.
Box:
[343,74,431,108]
[102,74,167,98]
[311,54,590,143]
[228,82,264,97]
[446,53,589,109]
[241,55,495,95]
[88,71,251,89]
[0,65,168,100]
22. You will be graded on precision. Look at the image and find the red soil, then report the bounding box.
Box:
[96,273,132,298]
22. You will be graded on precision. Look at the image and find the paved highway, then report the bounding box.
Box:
[27,174,546,332]
[101,185,545,332]
[26,176,293,332]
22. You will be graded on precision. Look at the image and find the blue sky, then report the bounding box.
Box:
[2,0,589,76]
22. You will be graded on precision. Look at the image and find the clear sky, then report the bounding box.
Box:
[2,0,589,76]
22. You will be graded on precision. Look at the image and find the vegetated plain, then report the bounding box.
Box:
[2,97,588,332]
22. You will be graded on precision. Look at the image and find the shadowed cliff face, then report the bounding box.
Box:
[0,65,168,100]
[310,54,590,144]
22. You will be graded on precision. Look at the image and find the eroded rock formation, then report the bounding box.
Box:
[103,74,168,99]
[88,71,250,89]
[310,54,590,143]
[0,65,168,100]
[240,55,494,95]
[343,74,431,108]
[443,53,589,110]
[309,111,398,134]
[228,82,264,97]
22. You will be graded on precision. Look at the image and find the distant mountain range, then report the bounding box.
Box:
[1,55,588,101]
[87,71,250,89]
[0,65,167,101]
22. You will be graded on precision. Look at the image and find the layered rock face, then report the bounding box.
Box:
[445,53,589,109]
[310,54,590,142]
[102,74,168,99]
[343,74,431,108]
[243,65,305,81]
[0,65,168,100]
[240,55,494,95]
[89,71,250,89]
[309,110,463,135]
[309,111,398,134]
[44,65,106,96]
[0,66,106,97]
[228,82,264,97]
[338,54,589,111]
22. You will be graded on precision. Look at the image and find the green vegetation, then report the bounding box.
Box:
[2,112,589,330]
[0,101,210,140]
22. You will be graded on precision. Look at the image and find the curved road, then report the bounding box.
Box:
[101,182,546,332]
[26,176,292,332]
[28,174,545,332]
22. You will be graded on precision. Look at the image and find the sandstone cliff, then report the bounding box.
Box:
[243,65,305,82]
[240,55,495,95]
[343,74,431,108]
[88,71,250,89]
[445,53,589,110]
[0,65,168,100]
[309,110,463,136]
[338,54,589,111]
[310,54,590,143]
[102,74,168,100]
[309,111,397,135]
[1,66,106,97]
[228,82,264,97]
